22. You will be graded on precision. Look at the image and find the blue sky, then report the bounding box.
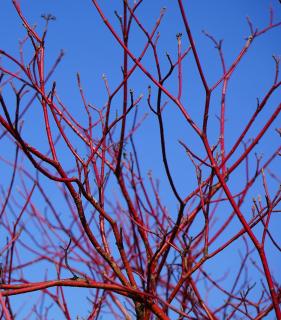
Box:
[0,1,281,319]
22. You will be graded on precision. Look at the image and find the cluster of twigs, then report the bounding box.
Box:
[0,1,280,319]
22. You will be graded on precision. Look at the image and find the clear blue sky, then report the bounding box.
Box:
[0,1,280,319]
